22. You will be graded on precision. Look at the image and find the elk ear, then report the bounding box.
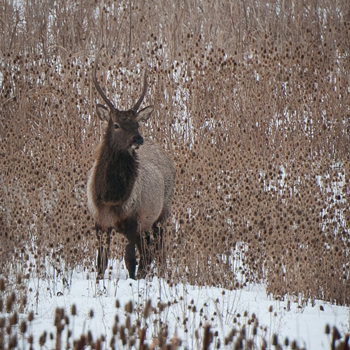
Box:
[136,106,154,123]
[96,104,109,122]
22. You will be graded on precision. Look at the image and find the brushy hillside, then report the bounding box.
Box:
[1,0,350,306]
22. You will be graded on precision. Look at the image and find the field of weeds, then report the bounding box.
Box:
[1,1,350,348]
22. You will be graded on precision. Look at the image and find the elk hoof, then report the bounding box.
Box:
[128,272,136,280]
[136,268,148,280]
[96,274,104,282]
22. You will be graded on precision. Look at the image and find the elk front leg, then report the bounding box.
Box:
[124,218,138,279]
[125,242,137,279]
[96,225,111,280]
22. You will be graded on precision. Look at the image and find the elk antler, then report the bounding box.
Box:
[92,50,117,111]
[131,72,147,112]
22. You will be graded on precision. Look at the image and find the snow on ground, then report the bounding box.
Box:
[25,260,349,350]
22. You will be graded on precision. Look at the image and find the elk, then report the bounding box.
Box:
[87,54,176,280]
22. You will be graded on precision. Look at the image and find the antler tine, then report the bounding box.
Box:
[131,72,147,112]
[92,49,117,111]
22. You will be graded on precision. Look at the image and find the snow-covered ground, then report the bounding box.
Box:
[22,260,349,350]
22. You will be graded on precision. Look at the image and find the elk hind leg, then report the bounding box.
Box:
[136,233,152,279]
[153,222,166,264]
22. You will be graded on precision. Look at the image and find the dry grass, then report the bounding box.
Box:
[0,285,348,350]
[1,0,350,307]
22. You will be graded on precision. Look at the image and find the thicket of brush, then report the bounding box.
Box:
[1,0,350,310]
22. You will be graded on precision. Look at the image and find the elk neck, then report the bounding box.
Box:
[94,121,139,206]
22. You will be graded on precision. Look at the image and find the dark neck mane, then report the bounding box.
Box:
[94,144,138,205]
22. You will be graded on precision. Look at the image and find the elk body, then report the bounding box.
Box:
[87,57,175,280]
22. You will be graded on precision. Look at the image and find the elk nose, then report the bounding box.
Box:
[133,135,144,146]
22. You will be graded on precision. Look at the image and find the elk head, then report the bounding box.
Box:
[92,53,154,150]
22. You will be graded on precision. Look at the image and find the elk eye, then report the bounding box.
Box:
[114,123,120,129]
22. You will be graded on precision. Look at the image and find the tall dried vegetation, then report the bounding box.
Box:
[1,0,350,305]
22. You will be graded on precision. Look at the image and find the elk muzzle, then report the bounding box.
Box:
[132,135,144,148]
